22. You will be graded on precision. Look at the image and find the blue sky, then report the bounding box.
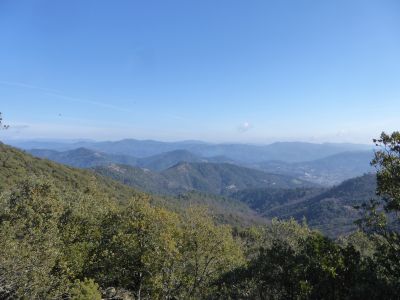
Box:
[1,0,399,143]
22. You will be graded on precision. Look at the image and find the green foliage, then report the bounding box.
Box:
[87,199,244,299]
[0,143,140,200]
[2,139,400,299]
[0,179,68,299]
[178,206,245,298]
[217,230,391,299]
[174,191,266,227]
[90,195,181,298]
[0,177,244,299]
[372,131,400,212]
[69,279,101,300]
[353,131,400,297]
[232,187,320,214]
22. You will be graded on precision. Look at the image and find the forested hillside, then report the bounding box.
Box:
[1,133,400,299]
[232,174,377,236]
[25,143,377,236]
[93,161,312,196]
[0,143,139,200]
[2,143,261,228]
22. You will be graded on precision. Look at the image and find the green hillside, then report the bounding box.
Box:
[17,142,377,237]
[231,174,377,236]
[162,162,312,194]
[265,174,377,236]
[0,143,139,200]
[92,163,171,194]
[232,187,324,213]
[1,141,399,299]
[93,161,313,196]
[2,143,263,228]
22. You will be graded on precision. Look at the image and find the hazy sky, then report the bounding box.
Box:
[1,0,399,143]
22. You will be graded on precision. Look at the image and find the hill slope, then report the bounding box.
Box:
[1,143,264,227]
[136,150,203,171]
[162,162,313,194]
[94,162,314,196]
[0,143,140,200]
[5,142,378,236]
[252,174,377,236]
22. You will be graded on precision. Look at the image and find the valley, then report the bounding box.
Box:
[20,139,377,237]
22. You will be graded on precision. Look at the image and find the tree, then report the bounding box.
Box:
[354,131,400,296]
[178,206,244,298]
[372,131,400,212]
[88,195,182,299]
[217,229,384,300]
[0,179,68,299]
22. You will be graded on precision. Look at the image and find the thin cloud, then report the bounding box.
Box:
[238,121,252,133]
[44,92,133,113]
[0,80,189,122]
[0,80,132,113]
[8,124,30,130]
[0,80,61,94]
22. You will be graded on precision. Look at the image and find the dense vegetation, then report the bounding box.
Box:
[93,162,311,196]
[0,131,399,299]
[27,144,379,236]
[261,174,377,236]
[0,143,139,200]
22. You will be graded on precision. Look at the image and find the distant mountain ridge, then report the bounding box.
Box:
[28,147,138,168]
[28,148,236,171]
[13,138,372,163]
[28,146,374,186]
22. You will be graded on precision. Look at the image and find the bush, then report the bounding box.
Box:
[69,279,101,300]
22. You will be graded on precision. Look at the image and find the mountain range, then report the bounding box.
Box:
[28,145,374,186]
[1,142,379,236]
[250,151,375,185]
[12,138,372,163]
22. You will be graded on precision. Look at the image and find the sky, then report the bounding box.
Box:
[1,0,400,144]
